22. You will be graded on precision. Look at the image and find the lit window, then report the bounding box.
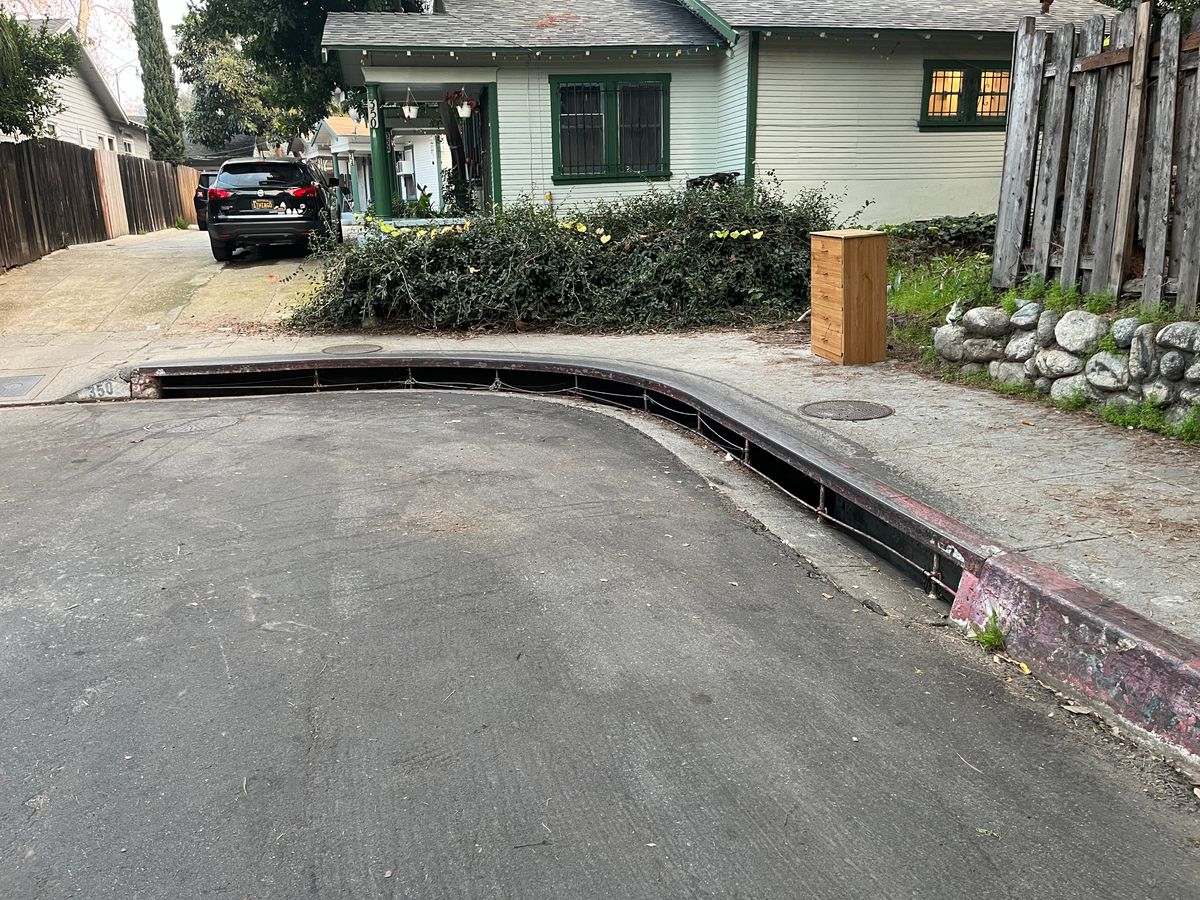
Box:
[927,69,964,119]
[921,61,1011,129]
[976,69,1011,119]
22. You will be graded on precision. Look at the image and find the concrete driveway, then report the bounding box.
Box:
[0,228,310,337]
[2,392,1197,899]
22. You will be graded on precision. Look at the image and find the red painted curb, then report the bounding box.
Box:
[953,552,1200,759]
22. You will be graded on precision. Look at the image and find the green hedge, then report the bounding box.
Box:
[292,180,843,331]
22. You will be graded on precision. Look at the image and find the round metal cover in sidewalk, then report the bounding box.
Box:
[801,400,894,421]
[322,343,383,355]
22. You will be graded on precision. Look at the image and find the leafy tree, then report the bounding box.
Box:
[181,0,391,128]
[1098,0,1200,21]
[173,10,295,147]
[131,0,183,160]
[0,13,80,138]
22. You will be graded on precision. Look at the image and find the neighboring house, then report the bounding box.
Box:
[691,0,1113,222]
[1,19,149,157]
[322,0,1111,223]
[308,114,451,214]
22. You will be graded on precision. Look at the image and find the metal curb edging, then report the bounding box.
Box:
[126,351,1200,764]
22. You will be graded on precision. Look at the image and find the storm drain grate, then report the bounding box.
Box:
[322,344,384,356]
[801,400,894,421]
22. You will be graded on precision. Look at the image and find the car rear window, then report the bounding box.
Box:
[216,163,312,189]
[198,173,216,187]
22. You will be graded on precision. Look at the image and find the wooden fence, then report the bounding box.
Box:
[0,138,199,271]
[992,1,1200,317]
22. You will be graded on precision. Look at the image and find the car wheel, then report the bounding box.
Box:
[197,216,208,232]
[210,237,231,262]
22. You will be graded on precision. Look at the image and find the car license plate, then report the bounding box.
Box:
[252,199,272,210]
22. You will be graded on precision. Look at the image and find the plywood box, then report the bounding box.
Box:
[810,230,888,366]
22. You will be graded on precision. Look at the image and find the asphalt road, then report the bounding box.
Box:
[1,392,1197,899]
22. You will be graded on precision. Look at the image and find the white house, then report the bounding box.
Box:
[1,18,149,157]
[307,114,451,214]
[322,0,1113,223]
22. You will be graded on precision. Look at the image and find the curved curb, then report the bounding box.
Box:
[128,350,1200,765]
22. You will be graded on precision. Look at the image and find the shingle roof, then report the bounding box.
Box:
[321,115,368,137]
[323,0,722,49]
[700,0,1114,33]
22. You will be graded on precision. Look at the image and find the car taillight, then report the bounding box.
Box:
[286,185,319,199]
[208,187,232,200]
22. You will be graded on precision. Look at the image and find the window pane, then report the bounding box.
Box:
[977,69,1010,119]
[618,82,664,174]
[927,69,964,118]
[558,84,605,175]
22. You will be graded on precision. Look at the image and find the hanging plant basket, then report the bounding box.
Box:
[447,89,477,119]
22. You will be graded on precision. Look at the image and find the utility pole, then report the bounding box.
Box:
[76,0,91,41]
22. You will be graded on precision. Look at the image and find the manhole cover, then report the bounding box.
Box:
[322,343,383,355]
[144,416,239,435]
[801,400,894,421]
[0,374,44,398]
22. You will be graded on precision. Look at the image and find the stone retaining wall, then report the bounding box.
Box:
[933,305,1200,422]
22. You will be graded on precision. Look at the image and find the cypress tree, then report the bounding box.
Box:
[132,0,184,162]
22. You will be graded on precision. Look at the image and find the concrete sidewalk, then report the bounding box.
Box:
[2,324,1197,652]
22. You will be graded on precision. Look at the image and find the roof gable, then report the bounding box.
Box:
[323,0,724,50]
[699,1,1114,33]
[22,17,132,126]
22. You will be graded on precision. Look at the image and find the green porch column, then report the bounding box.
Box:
[348,152,362,213]
[366,84,393,218]
[330,152,342,213]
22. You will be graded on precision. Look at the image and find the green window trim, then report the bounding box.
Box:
[919,59,1011,132]
[550,74,671,184]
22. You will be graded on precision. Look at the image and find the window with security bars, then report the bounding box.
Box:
[552,75,670,181]
[920,61,1011,129]
[976,69,1010,119]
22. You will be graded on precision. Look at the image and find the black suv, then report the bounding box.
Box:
[206,158,344,261]
[193,171,218,231]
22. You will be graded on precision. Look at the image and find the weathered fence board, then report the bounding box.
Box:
[1088,9,1137,294]
[0,139,199,271]
[1108,0,1155,293]
[94,149,130,240]
[1141,12,1183,304]
[1176,12,1200,315]
[1029,23,1077,279]
[994,1,1200,315]
[992,19,1048,287]
[1059,15,1107,291]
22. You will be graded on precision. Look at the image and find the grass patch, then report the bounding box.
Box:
[969,611,1007,653]
[1052,388,1091,411]
[990,379,1036,397]
[1101,399,1169,431]
[1175,405,1200,442]
[174,216,188,230]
